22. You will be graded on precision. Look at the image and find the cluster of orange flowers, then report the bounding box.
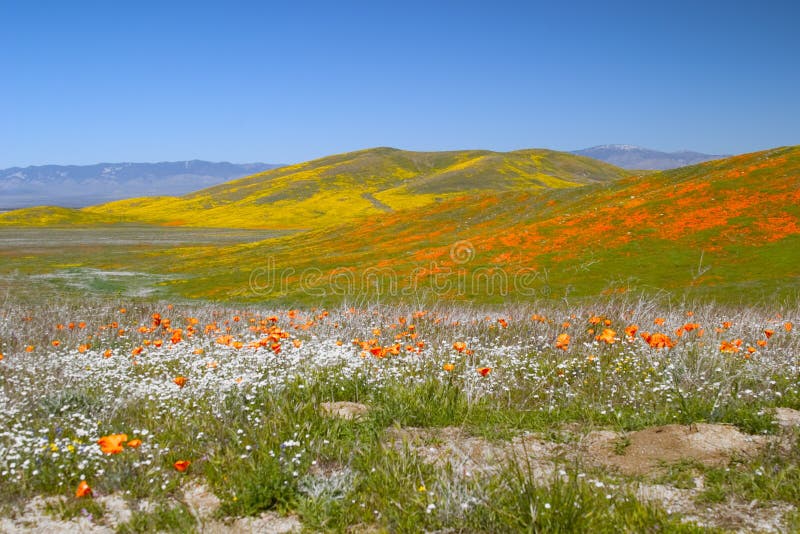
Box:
[547,314,794,355]
[97,433,141,455]
[76,433,190,498]
[350,323,426,358]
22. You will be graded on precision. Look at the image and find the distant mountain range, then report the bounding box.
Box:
[0,160,282,209]
[572,145,725,170]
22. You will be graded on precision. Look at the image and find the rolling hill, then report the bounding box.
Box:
[161,145,800,303]
[73,147,631,229]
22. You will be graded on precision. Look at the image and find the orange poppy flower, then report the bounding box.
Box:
[555,333,570,351]
[173,376,187,388]
[25,345,34,353]
[98,433,128,454]
[653,318,665,326]
[719,340,741,353]
[193,348,204,355]
[453,341,467,353]
[596,328,617,344]
[757,339,768,347]
[75,480,92,498]
[52,340,61,347]
[127,439,142,448]
[170,329,183,344]
[443,363,455,372]
[477,367,492,377]
[173,460,191,472]
[624,324,639,339]
[131,346,143,356]
[764,329,774,338]
[597,328,617,345]
[640,332,675,349]
[786,322,794,332]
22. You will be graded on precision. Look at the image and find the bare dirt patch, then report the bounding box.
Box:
[95,494,132,528]
[775,407,800,430]
[583,423,766,476]
[384,423,796,532]
[0,496,112,533]
[204,512,302,534]
[635,483,793,533]
[385,426,563,478]
[320,401,370,421]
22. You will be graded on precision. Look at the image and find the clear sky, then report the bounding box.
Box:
[1,0,798,167]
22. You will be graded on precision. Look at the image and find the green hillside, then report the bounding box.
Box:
[77,147,630,229]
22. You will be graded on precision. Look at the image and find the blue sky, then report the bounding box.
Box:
[1,0,798,167]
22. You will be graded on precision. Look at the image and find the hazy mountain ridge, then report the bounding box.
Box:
[0,160,282,209]
[573,144,726,170]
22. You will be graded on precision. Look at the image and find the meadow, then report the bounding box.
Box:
[1,291,799,532]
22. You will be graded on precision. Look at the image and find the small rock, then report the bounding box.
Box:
[774,407,800,430]
[182,483,220,519]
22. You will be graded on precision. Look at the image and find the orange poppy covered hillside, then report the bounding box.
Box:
[176,145,800,302]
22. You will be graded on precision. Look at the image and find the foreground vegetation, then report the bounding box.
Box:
[1,295,798,532]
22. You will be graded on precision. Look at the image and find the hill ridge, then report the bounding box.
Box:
[73,147,630,229]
